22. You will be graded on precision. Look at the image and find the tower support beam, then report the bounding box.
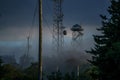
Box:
[53,0,64,53]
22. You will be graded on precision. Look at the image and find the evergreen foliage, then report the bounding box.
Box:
[0,61,39,80]
[87,0,120,80]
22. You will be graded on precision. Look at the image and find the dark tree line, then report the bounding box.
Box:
[0,56,38,80]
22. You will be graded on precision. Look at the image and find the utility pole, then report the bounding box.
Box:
[39,0,42,80]
[52,0,65,54]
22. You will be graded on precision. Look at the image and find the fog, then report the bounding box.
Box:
[0,24,100,71]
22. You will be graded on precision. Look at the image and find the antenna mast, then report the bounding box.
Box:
[27,36,30,56]
[53,0,64,53]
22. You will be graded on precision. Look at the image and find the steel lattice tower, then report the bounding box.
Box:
[53,0,64,53]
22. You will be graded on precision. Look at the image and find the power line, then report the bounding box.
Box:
[43,0,52,15]
[43,0,53,35]
[27,0,38,38]
[43,15,53,34]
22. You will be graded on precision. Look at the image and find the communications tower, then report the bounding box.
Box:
[52,0,66,53]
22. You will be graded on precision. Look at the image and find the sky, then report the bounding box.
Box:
[0,0,110,71]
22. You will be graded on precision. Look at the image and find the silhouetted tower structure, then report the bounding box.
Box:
[53,0,65,53]
[26,36,30,56]
[71,24,83,47]
[19,36,32,69]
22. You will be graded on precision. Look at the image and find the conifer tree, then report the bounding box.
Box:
[87,0,120,80]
